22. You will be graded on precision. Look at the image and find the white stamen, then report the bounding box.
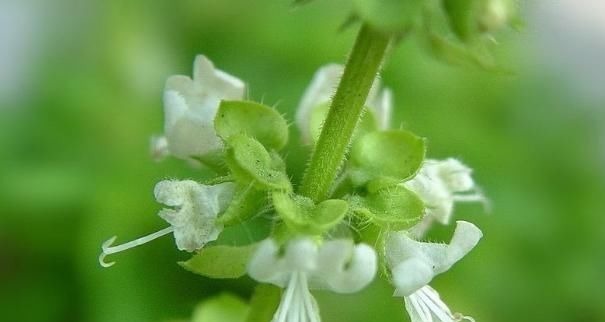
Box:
[274,273,297,322]
[98,226,174,268]
[403,286,475,322]
[416,288,454,322]
[271,270,322,322]
[453,313,476,322]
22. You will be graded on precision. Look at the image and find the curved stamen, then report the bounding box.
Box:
[98,226,174,268]
[453,313,476,322]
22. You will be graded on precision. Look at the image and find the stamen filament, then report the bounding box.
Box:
[98,226,174,268]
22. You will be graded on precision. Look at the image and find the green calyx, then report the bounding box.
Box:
[349,184,424,230]
[349,129,426,187]
[272,191,349,235]
[215,100,289,151]
[224,134,291,191]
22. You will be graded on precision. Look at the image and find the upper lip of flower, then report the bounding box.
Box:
[154,55,246,160]
[403,158,488,226]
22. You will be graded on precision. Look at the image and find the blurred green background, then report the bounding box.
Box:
[1,0,604,321]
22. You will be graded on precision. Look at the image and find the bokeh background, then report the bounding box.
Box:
[1,0,604,321]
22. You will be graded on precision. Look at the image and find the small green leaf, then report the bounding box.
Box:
[272,191,348,235]
[180,244,258,279]
[353,0,423,33]
[192,293,249,322]
[215,100,289,150]
[218,184,267,226]
[245,284,281,322]
[442,0,481,43]
[350,185,424,230]
[309,103,379,146]
[225,134,292,191]
[425,32,506,72]
[349,130,426,186]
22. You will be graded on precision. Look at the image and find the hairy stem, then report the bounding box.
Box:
[299,24,391,202]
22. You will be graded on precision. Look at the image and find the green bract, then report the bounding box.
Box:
[225,134,291,191]
[350,185,424,230]
[272,191,348,235]
[349,130,426,187]
[180,243,258,279]
[215,100,289,150]
[191,294,249,322]
[353,0,423,33]
[218,185,267,226]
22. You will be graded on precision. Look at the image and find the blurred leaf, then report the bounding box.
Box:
[353,0,423,33]
[426,32,498,70]
[442,0,481,43]
[245,284,281,322]
[191,293,249,322]
[180,244,258,279]
[293,0,315,5]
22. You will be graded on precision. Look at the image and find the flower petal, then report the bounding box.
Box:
[316,240,377,293]
[404,158,484,226]
[247,239,290,287]
[154,180,234,252]
[192,55,245,99]
[387,221,483,295]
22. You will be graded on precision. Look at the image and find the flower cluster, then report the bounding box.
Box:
[100,55,488,322]
[99,56,243,267]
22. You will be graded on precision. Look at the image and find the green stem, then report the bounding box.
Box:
[299,24,391,202]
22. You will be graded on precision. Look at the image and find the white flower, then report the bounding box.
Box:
[98,180,235,267]
[404,158,487,235]
[248,238,377,322]
[152,55,246,161]
[295,64,392,144]
[386,221,482,322]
